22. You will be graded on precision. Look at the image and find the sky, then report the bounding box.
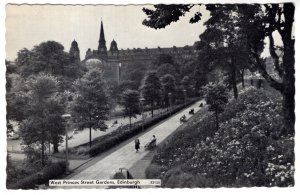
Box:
[6,4,211,61]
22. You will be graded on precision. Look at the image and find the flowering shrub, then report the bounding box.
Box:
[147,88,294,187]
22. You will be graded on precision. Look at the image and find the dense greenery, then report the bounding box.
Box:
[142,3,295,135]
[17,74,65,164]
[146,88,294,187]
[7,161,67,189]
[203,82,229,131]
[15,41,85,88]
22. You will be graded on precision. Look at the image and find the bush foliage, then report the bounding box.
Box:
[7,161,66,189]
[146,88,294,187]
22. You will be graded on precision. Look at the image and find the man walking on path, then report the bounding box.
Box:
[135,138,140,153]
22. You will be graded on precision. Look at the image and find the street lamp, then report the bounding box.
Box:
[139,97,145,132]
[62,113,71,173]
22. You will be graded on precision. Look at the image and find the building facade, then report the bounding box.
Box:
[71,20,200,86]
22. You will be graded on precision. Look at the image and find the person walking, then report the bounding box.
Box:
[135,138,140,153]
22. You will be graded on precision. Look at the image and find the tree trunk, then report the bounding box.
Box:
[241,69,245,88]
[215,110,219,131]
[53,138,59,153]
[129,116,132,129]
[89,126,92,148]
[281,41,295,135]
[230,56,238,99]
[151,101,154,118]
[281,3,295,135]
[250,3,294,136]
[48,141,51,154]
[41,129,45,166]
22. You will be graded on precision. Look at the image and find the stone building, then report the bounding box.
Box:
[71,20,200,86]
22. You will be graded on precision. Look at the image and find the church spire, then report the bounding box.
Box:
[98,19,107,57]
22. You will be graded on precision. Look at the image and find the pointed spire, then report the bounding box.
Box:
[99,20,105,42]
[98,19,107,56]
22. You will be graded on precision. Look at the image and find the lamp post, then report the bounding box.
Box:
[118,63,122,86]
[139,97,145,132]
[62,114,71,172]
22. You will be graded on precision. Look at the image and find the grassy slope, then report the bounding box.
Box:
[146,87,294,188]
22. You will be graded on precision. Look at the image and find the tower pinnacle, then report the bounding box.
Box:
[98,20,107,57]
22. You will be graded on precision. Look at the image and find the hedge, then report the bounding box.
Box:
[88,99,198,157]
[7,161,66,190]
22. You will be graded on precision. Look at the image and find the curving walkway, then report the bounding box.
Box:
[67,100,204,180]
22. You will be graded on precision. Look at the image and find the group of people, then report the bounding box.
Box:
[134,135,156,153]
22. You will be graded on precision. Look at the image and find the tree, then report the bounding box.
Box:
[15,41,85,90]
[120,90,140,128]
[18,74,65,166]
[156,63,178,79]
[181,76,194,98]
[141,71,162,118]
[244,4,295,135]
[142,3,295,134]
[128,70,145,89]
[71,68,110,148]
[199,4,258,99]
[161,74,176,107]
[142,4,201,29]
[204,82,229,131]
[111,80,136,104]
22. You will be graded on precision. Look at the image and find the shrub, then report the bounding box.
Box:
[145,163,164,179]
[76,146,88,155]
[147,88,294,187]
[7,161,66,189]
[162,166,214,188]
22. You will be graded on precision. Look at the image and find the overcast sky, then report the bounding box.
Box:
[6,4,213,60]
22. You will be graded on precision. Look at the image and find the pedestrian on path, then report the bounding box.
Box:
[135,138,140,153]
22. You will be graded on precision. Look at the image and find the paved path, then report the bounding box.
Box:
[67,100,204,180]
[59,109,165,150]
[7,109,165,153]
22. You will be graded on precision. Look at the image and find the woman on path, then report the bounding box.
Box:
[135,138,140,153]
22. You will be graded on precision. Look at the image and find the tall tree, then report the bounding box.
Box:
[19,74,65,166]
[142,3,295,134]
[244,4,295,135]
[141,71,162,118]
[200,4,257,99]
[71,68,110,148]
[204,82,229,131]
[161,74,176,107]
[120,90,141,128]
